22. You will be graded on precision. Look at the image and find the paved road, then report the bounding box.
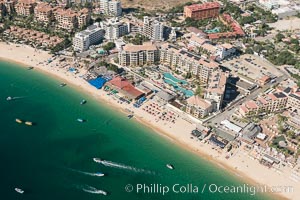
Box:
[204,75,288,126]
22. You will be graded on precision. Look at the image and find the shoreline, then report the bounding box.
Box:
[0,42,296,200]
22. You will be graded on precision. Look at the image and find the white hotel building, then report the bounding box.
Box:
[73,23,105,52]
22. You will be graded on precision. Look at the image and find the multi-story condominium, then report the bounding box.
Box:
[188,34,209,48]
[0,1,5,16]
[34,2,52,24]
[73,0,93,5]
[122,18,143,33]
[188,34,236,60]
[77,8,90,28]
[53,8,90,31]
[73,23,105,52]
[239,92,288,116]
[0,0,16,15]
[204,71,228,111]
[215,43,236,60]
[101,18,128,40]
[118,42,159,66]
[159,43,219,83]
[15,0,36,16]
[143,16,164,41]
[184,2,220,20]
[99,0,122,17]
[53,8,77,31]
[186,95,213,118]
[287,91,300,114]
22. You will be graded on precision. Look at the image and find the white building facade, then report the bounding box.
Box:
[73,23,105,52]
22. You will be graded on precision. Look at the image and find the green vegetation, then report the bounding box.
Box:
[184,17,231,32]
[195,85,203,97]
[268,50,297,65]
[185,72,192,79]
[220,1,276,25]
[123,34,150,45]
[97,61,121,73]
[244,39,299,66]
[50,38,71,54]
[270,135,294,156]
[291,74,300,87]
[275,33,285,42]
[102,42,116,51]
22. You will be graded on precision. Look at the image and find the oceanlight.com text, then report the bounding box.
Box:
[124,183,294,196]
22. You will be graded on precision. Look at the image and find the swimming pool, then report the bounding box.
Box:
[163,73,194,97]
[163,73,188,85]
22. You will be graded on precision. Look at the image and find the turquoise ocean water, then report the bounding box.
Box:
[0,61,268,200]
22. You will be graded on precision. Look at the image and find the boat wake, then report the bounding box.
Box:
[79,185,107,195]
[6,96,26,101]
[67,168,104,177]
[93,158,155,175]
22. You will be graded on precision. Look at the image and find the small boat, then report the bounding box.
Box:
[77,118,85,123]
[127,114,134,119]
[25,121,33,126]
[28,67,34,70]
[166,164,174,170]
[93,158,102,163]
[15,119,23,124]
[95,172,105,177]
[60,83,67,87]
[80,99,87,105]
[99,190,107,195]
[6,96,12,101]
[14,188,24,194]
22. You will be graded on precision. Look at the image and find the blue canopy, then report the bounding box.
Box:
[88,77,107,89]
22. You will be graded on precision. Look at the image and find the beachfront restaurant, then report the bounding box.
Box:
[209,135,228,149]
[260,154,280,167]
[106,77,144,100]
[154,91,176,104]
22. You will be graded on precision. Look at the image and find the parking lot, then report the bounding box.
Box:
[222,54,283,82]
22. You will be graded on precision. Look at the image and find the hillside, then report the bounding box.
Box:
[121,0,195,11]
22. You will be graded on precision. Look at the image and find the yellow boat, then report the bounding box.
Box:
[15,119,23,123]
[25,121,33,126]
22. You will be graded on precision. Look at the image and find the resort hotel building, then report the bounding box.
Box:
[118,42,159,66]
[99,0,122,17]
[159,43,219,83]
[73,23,105,52]
[101,18,129,40]
[143,16,164,41]
[183,2,220,20]
[204,71,228,111]
[186,96,213,118]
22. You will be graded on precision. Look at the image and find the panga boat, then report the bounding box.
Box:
[127,114,134,119]
[60,83,67,87]
[25,121,33,126]
[93,158,102,163]
[15,119,23,124]
[14,188,24,194]
[77,118,85,123]
[99,190,107,195]
[80,99,87,105]
[95,172,105,177]
[166,164,174,170]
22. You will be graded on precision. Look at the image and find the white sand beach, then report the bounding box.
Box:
[0,42,299,200]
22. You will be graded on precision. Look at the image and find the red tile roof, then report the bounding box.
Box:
[108,77,144,99]
[185,2,220,11]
